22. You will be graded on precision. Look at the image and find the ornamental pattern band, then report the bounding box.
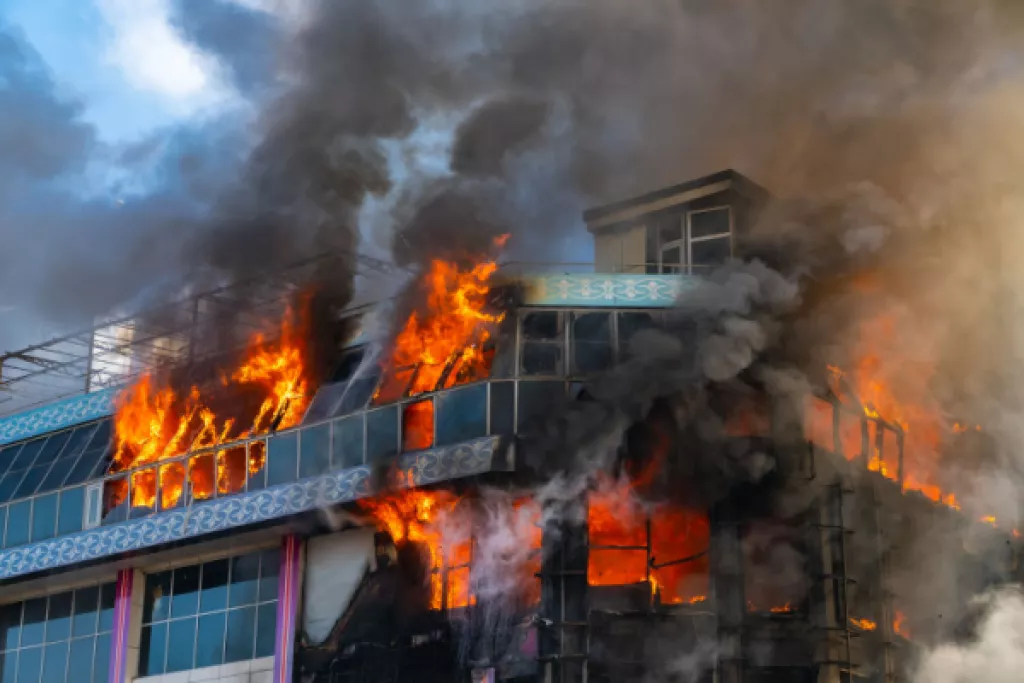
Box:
[0,387,118,446]
[0,436,504,581]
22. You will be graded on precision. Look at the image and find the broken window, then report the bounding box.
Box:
[571,312,613,375]
[520,312,564,376]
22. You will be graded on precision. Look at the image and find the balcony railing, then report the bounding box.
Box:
[0,378,577,551]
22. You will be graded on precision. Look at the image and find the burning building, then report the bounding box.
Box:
[0,169,1015,683]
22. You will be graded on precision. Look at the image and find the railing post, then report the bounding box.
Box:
[274,534,304,683]
[108,567,142,683]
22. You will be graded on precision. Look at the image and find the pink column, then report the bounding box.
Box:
[274,535,303,683]
[108,568,135,683]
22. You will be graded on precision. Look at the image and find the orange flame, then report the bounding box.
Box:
[375,239,508,404]
[850,617,877,631]
[111,306,310,509]
[893,610,910,639]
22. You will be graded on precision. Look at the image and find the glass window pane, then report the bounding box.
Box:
[5,501,30,548]
[0,507,7,548]
[254,602,276,659]
[15,465,49,500]
[0,604,21,651]
[0,650,15,683]
[265,433,298,487]
[45,592,72,643]
[660,245,682,273]
[331,348,366,384]
[67,639,94,683]
[258,548,280,603]
[224,607,255,663]
[85,421,111,451]
[517,381,565,433]
[333,374,379,416]
[92,633,110,683]
[298,425,330,479]
[100,477,128,525]
[71,587,98,638]
[56,488,84,537]
[139,622,166,677]
[10,441,44,471]
[97,583,115,633]
[303,382,350,424]
[195,612,226,669]
[365,407,398,461]
[34,433,71,468]
[62,449,104,488]
[401,400,434,452]
[170,566,200,618]
[488,381,515,436]
[0,473,26,505]
[659,217,683,245]
[143,571,172,624]
[0,445,22,479]
[200,559,230,614]
[188,454,216,503]
[690,207,730,239]
[521,342,563,376]
[19,600,45,648]
[165,618,196,673]
[15,646,41,683]
[30,494,57,543]
[618,312,656,360]
[330,415,364,469]
[571,313,613,375]
[436,386,487,446]
[691,236,731,269]
[57,425,97,462]
[229,554,260,608]
[521,312,560,341]
[40,642,68,683]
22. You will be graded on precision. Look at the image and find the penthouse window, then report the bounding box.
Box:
[0,582,116,683]
[656,206,733,275]
[138,549,279,676]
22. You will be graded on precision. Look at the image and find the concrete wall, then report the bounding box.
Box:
[133,656,273,683]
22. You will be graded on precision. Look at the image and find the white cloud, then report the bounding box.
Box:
[96,0,235,114]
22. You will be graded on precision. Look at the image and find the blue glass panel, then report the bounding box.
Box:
[55,425,97,463]
[0,473,26,505]
[165,618,196,673]
[33,432,70,468]
[258,548,280,603]
[92,633,110,683]
[0,604,20,651]
[194,612,226,668]
[246,442,267,492]
[199,560,229,613]
[40,642,68,683]
[5,501,31,548]
[0,507,7,549]
[333,374,379,416]
[97,583,115,634]
[224,607,255,663]
[44,592,71,643]
[71,587,98,638]
[67,639,93,683]
[15,646,40,683]
[15,465,50,499]
[303,382,349,423]
[85,420,111,451]
[255,602,276,658]
[37,464,71,496]
[56,488,84,537]
[30,494,57,543]
[143,572,172,624]
[331,415,364,469]
[436,385,487,446]
[228,553,260,607]
[139,623,166,676]
[170,565,200,618]
[9,440,44,471]
[0,445,22,479]
[63,448,106,487]
[365,406,398,461]
[489,381,515,435]
[0,650,14,683]
[19,600,45,648]
[298,424,330,479]
[266,433,298,487]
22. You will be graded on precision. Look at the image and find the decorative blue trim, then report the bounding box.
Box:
[0,388,118,446]
[0,436,504,580]
[520,274,695,308]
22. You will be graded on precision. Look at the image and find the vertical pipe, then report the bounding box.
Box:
[274,534,303,683]
[107,568,135,683]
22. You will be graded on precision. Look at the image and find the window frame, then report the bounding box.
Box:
[656,205,734,275]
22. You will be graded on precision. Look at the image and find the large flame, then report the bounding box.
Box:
[111,305,310,510]
[375,237,509,406]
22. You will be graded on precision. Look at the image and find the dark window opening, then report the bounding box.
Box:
[617,312,657,360]
[571,313,613,375]
[689,207,730,239]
